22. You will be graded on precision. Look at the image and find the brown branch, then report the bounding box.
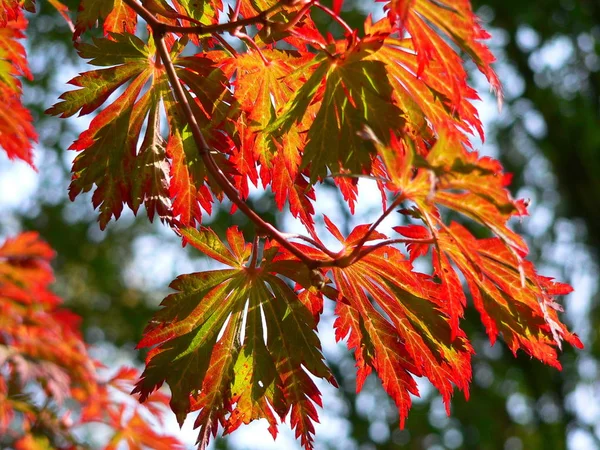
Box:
[124,0,289,36]
[152,34,321,268]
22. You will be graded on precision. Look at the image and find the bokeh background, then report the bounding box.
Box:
[1,0,599,448]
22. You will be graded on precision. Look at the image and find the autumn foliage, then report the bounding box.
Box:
[0,0,583,449]
[0,233,183,447]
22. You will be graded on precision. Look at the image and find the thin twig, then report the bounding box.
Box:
[232,0,242,22]
[249,235,260,268]
[314,2,355,38]
[345,195,403,265]
[354,238,435,262]
[232,29,270,65]
[280,233,340,259]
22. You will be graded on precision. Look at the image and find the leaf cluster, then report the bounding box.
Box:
[0,233,183,448]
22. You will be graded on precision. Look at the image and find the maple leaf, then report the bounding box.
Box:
[382,0,501,97]
[46,33,165,229]
[363,18,484,141]
[434,223,583,366]
[425,132,529,251]
[74,0,137,37]
[367,121,579,358]
[0,11,36,165]
[369,127,530,336]
[219,49,318,229]
[370,128,527,246]
[104,0,137,35]
[273,38,405,182]
[318,219,473,425]
[48,35,231,228]
[134,227,335,449]
[219,50,297,191]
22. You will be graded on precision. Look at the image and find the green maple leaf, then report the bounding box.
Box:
[133,227,335,449]
[47,34,231,228]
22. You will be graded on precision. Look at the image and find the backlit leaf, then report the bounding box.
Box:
[0,11,35,165]
[134,227,334,449]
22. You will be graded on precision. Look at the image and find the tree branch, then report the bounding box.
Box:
[124,0,289,36]
[152,33,321,268]
[123,0,417,273]
[344,195,404,265]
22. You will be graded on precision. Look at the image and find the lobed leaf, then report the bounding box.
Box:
[273,39,405,182]
[134,227,334,449]
[383,0,501,96]
[74,0,138,38]
[0,11,36,165]
[324,224,473,425]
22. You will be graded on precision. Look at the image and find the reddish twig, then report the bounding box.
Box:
[313,1,355,38]
[353,238,435,262]
[344,195,404,265]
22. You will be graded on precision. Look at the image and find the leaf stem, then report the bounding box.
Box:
[313,2,356,38]
[355,238,435,261]
[280,233,340,259]
[232,29,271,65]
[345,196,403,265]
[232,0,242,22]
[249,235,260,268]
